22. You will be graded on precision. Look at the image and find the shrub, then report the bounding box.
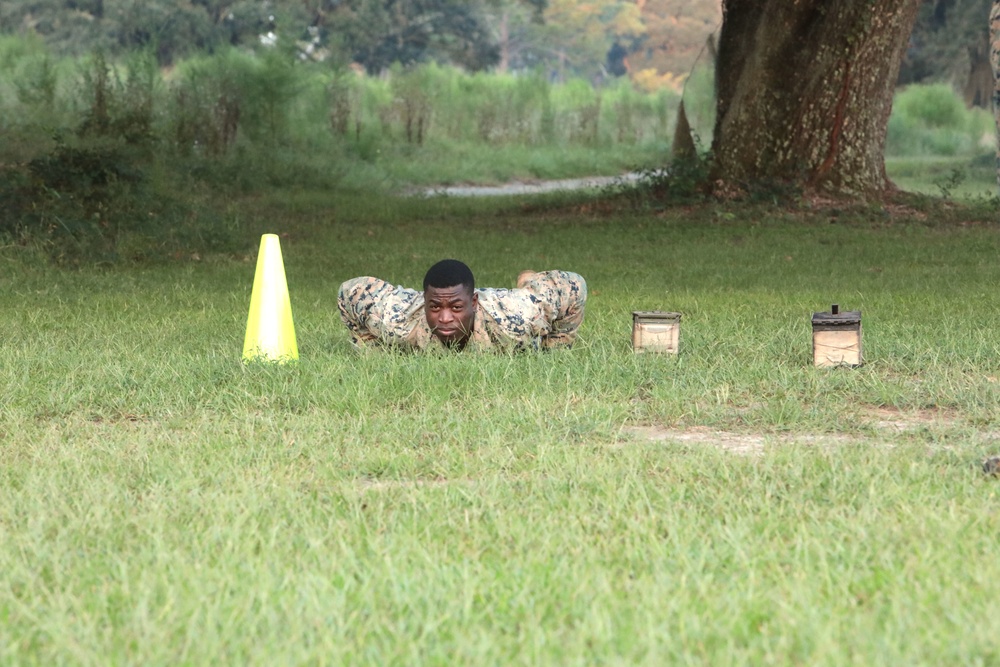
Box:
[390,63,434,145]
[76,49,160,147]
[170,49,255,156]
[886,84,993,157]
[170,47,306,154]
[893,83,965,128]
[0,137,145,263]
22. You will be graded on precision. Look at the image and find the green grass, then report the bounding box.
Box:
[886,154,998,200]
[4,189,1000,664]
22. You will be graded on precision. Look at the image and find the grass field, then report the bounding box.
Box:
[3,177,1000,664]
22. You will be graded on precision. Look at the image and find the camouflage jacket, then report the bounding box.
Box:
[338,270,587,351]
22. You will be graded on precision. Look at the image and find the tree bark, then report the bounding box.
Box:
[498,10,510,73]
[963,42,992,109]
[710,0,920,200]
[991,0,1000,192]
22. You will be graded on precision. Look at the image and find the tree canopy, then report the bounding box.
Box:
[0,0,989,95]
[901,0,994,109]
[0,0,548,70]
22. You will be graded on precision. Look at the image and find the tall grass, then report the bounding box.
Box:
[0,37,678,179]
[1,35,991,178]
[0,36,682,262]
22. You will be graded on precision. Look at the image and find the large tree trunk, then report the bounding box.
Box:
[710,1,920,200]
[991,1,1000,193]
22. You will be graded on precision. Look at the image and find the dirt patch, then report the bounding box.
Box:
[624,407,1000,456]
[622,425,854,456]
[864,405,961,432]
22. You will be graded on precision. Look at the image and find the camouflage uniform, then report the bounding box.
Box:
[337,270,587,351]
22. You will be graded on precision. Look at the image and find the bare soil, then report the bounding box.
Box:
[624,406,1000,456]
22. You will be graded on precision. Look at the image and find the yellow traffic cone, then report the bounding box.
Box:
[243,234,298,363]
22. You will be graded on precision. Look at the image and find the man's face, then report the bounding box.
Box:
[424,284,478,348]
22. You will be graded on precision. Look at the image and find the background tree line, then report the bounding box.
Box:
[0,0,995,263]
[0,1,992,98]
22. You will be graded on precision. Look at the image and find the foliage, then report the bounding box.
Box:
[0,0,726,84]
[1,34,995,264]
[893,83,967,128]
[627,0,722,83]
[886,83,995,156]
[75,49,160,146]
[1,0,993,98]
[0,42,230,263]
[237,46,306,146]
[3,137,169,265]
[0,0,278,65]
[0,38,677,262]
[326,0,502,72]
[902,0,990,85]
[0,0,551,72]
[512,0,646,79]
[617,158,712,206]
[169,50,248,157]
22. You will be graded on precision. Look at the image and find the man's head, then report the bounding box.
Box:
[423,259,478,348]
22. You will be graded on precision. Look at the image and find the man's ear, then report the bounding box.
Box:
[471,290,479,308]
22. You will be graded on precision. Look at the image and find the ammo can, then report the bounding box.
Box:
[632,311,681,354]
[811,304,862,367]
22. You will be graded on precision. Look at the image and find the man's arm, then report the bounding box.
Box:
[337,277,424,348]
[518,271,587,349]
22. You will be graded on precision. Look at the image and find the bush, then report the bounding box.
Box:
[76,49,160,147]
[893,83,965,128]
[886,84,994,157]
[1,138,142,263]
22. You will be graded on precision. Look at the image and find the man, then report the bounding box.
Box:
[337,259,586,351]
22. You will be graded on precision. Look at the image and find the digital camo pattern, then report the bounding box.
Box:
[992,0,1000,189]
[337,270,587,352]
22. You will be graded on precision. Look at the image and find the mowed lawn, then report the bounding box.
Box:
[3,191,1000,664]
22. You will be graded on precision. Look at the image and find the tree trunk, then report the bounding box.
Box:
[991,0,1000,192]
[710,0,920,200]
[963,43,992,109]
[498,11,510,73]
[672,100,697,163]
